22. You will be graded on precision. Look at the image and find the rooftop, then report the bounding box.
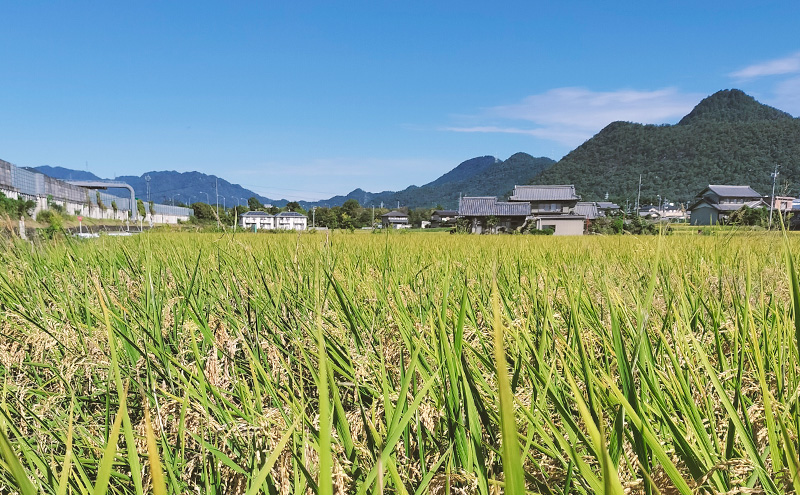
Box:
[458,197,530,216]
[381,210,408,218]
[510,185,580,202]
[574,202,599,220]
[705,185,763,198]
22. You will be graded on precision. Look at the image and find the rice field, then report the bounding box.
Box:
[1,230,799,494]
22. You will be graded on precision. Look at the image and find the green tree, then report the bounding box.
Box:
[247,197,262,211]
[342,199,360,217]
[191,202,215,220]
[137,199,146,218]
[286,201,301,212]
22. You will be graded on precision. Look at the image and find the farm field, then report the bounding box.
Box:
[1,231,799,494]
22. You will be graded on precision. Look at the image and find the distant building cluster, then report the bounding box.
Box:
[456,184,618,235]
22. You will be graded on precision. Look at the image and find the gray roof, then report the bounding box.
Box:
[510,185,580,201]
[458,197,531,216]
[241,211,273,217]
[275,211,306,218]
[432,210,457,216]
[381,210,408,218]
[574,202,599,220]
[716,200,766,211]
[706,185,762,198]
[596,201,620,210]
[689,198,766,211]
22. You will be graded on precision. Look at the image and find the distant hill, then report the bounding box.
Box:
[308,153,555,209]
[530,89,800,203]
[34,153,554,210]
[32,166,102,181]
[32,168,287,207]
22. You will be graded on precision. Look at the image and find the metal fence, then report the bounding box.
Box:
[0,158,191,217]
[152,203,193,216]
[1,159,88,202]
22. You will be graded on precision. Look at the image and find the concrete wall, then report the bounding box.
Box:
[536,217,585,236]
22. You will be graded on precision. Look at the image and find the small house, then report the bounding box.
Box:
[508,184,586,235]
[430,209,458,228]
[688,185,765,225]
[381,211,410,229]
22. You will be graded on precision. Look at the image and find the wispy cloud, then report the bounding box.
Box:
[730,51,800,79]
[443,87,702,147]
[771,76,800,115]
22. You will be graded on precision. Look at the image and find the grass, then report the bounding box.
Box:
[0,230,799,493]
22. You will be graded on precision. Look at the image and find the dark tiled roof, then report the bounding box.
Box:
[596,201,620,210]
[510,185,580,201]
[275,211,307,218]
[458,197,530,216]
[689,199,766,211]
[432,210,457,216]
[381,210,408,218]
[574,202,599,220]
[706,185,762,198]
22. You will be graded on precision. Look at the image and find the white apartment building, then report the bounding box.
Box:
[239,211,308,231]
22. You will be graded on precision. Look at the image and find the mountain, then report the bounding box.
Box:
[307,153,555,209]
[32,168,287,207]
[34,153,554,210]
[32,166,102,181]
[530,89,800,203]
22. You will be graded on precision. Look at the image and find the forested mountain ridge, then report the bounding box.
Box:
[33,167,287,207]
[34,153,554,210]
[306,153,555,209]
[678,89,794,125]
[530,89,800,204]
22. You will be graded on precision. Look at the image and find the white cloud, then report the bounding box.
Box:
[730,51,800,79]
[443,87,703,148]
[771,76,800,116]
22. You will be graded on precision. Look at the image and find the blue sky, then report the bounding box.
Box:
[1,1,799,201]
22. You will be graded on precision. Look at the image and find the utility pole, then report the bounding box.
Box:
[145,175,151,203]
[769,164,779,229]
[312,206,317,228]
[371,205,375,229]
[635,174,642,213]
[215,178,220,228]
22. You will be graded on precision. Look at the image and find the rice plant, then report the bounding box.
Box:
[0,230,798,493]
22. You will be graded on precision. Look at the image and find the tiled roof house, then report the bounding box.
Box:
[688,185,766,225]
